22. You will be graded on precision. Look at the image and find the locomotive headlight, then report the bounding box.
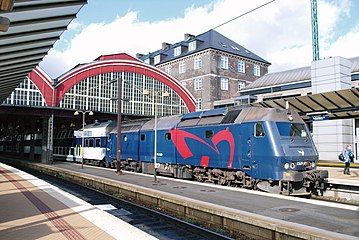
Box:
[284,163,289,170]
[288,114,294,121]
[311,162,316,168]
[290,162,296,169]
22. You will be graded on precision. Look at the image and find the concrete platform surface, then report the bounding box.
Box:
[0,163,157,240]
[318,166,359,186]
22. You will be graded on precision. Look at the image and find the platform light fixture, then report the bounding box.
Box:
[143,89,169,182]
[0,0,14,11]
[74,110,94,169]
[0,17,10,32]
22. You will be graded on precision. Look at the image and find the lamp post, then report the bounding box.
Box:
[116,77,122,175]
[110,77,123,175]
[74,110,94,169]
[143,89,169,182]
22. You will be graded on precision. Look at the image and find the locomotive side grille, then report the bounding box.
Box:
[221,109,242,124]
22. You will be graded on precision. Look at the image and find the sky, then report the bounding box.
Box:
[40,0,359,78]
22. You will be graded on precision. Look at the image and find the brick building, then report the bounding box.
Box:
[137,29,270,110]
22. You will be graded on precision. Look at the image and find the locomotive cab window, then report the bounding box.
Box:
[165,133,171,140]
[140,134,145,141]
[255,123,265,137]
[205,130,214,139]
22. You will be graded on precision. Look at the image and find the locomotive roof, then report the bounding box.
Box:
[141,115,182,131]
[84,120,117,129]
[111,119,148,133]
[108,107,303,134]
[236,107,303,123]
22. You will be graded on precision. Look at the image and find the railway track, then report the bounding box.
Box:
[71,160,359,205]
[50,157,359,206]
[312,181,359,205]
[18,165,241,240]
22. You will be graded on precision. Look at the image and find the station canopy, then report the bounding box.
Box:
[0,0,87,103]
[251,87,359,121]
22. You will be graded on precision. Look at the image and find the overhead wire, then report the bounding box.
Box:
[212,0,276,30]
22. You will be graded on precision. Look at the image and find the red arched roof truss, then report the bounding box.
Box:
[28,67,54,106]
[28,58,196,112]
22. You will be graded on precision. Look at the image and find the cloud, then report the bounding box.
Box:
[40,0,359,78]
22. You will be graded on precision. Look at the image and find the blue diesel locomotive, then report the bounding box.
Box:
[103,107,328,195]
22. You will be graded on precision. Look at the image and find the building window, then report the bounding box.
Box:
[194,78,202,91]
[188,41,196,52]
[165,65,171,74]
[196,98,202,111]
[174,46,181,56]
[254,64,260,76]
[238,81,246,91]
[154,55,160,64]
[221,77,228,90]
[179,61,186,74]
[220,56,228,69]
[194,56,202,69]
[238,61,245,73]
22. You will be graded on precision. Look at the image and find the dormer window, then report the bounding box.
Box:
[188,41,196,52]
[174,46,181,56]
[154,55,161,64]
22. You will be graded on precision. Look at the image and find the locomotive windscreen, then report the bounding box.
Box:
[276,122,308,138]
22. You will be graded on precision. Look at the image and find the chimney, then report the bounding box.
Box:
[136,53,144,59]
[162,42,171,50]
[184,33,195,40]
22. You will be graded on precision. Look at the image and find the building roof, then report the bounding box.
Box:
[250,87,359,122]
[0,0,87,103]
[139,29,270,65]
[242,56,359,91]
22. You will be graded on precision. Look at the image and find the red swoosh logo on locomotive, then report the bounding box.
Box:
[169,128,235,168]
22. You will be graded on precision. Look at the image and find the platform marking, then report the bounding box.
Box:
[95,204,117,211]
[0,169,86,240]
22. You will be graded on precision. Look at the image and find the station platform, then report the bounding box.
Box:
[0,162,157,240]
[317,166,359,185]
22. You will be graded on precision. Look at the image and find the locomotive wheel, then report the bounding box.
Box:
[218,176,227,185]
[195,174,204,182]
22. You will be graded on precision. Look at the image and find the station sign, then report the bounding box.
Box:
[309,115,329,121]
